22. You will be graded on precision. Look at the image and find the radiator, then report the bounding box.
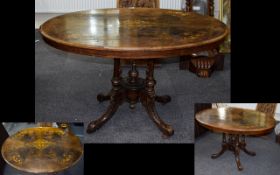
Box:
[35,0,183,13]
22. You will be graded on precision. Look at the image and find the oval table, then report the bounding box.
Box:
[196,107,276,170]
[1,127,83,174]
[40,8,228,137]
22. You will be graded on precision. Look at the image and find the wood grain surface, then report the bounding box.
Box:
[195,107,276,135]
[40,8,228,59]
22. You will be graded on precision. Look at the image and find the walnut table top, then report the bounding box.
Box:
[39,8,228,59]
[1,127,83,174]
[195,107,276,135]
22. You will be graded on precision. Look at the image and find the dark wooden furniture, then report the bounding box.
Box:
[276,133,280,144]
[196,107,276,170]
[0,123,9,174]
[256,103,277,115]
[180,0,225,78]
[117,0,159,8]
[40,8,228,137]
[194,103,212,138]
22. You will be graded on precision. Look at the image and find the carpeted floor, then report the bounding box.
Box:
[195,132,280,175]
[35,30,230,143]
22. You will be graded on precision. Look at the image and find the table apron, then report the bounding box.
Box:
[42,36,225,59]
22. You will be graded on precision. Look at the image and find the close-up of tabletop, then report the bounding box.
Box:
[0,124,84,175]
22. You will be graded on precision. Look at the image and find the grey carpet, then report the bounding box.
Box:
[195,132,280,175]
[35,30,230,143]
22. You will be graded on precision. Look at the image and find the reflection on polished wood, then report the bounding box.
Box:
[117,1,159,66]
[195,107,276,135]
[196,107,276,170]
[1,127,83,174]
[40,8,228,59]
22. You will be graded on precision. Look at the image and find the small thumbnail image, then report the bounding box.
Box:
[0,122,84,175]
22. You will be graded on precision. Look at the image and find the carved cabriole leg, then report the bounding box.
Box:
[86,59,123,133]
[88,59,173,136]
[232,135,243,170]
[234,135,243,171]
[97,59,123,102]
[141,60,174,137]
[211,133,227,159]
[240,135,256,156]
[211,134,256,171]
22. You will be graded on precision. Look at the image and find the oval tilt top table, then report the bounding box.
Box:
[40,8,228,137]
[1,127,83,174]
[196,107,276,170]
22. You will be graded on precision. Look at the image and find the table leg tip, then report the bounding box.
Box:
[86,123,99,134]
[238,166,243,171]
[162,128,174,138]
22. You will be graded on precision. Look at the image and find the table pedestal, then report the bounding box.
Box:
[86,59,174,137]
[211,133,256,171]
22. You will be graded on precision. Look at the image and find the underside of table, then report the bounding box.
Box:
[211,133,256,171]
[86,58,174,137]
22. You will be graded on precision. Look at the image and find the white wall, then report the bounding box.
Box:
[214,0,220,18]
[35,0,182,13]
[214,103,280,114]
[35,0,220,18]
[35,0,116,13]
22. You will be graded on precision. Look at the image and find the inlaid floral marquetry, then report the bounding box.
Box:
[1,127,83,174]
[40,8,228,59]
[196,107,276,135]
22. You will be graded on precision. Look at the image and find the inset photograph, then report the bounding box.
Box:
[0,122,84,175]
[195,103,280,174]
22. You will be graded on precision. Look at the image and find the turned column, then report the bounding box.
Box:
[185,0,193,12]
[145,60,156,99]
[208,0,214,17]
